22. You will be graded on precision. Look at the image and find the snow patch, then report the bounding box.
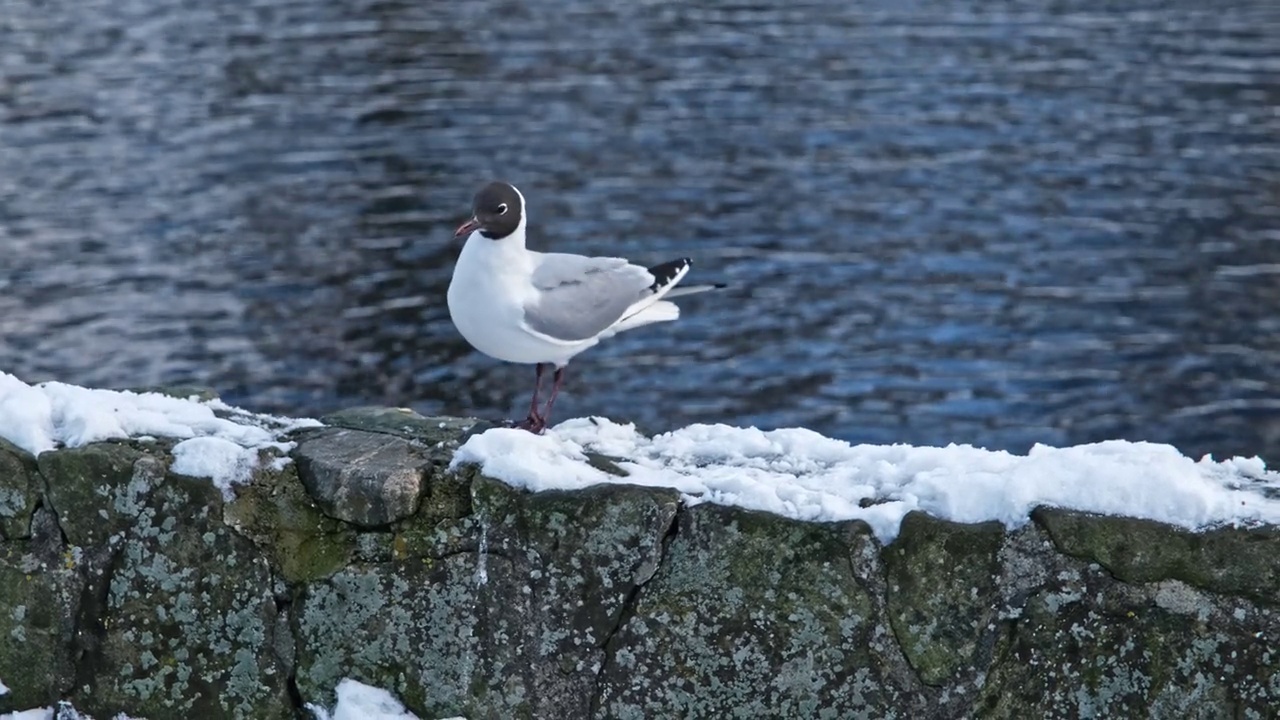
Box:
[452,417,1280,543]
[171,437,260,497]
[1,681,443,720]
[0,372,319,496]
[307,678,441,720]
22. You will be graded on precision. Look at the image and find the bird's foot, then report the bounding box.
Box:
[504,414,546,434]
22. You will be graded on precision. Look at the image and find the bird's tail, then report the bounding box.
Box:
[605,300,680,336]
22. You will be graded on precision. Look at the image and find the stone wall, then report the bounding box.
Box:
[1,407,1278,719]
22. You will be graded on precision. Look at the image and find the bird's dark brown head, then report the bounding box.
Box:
[454,181,524,240]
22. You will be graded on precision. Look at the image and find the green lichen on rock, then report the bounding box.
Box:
[884,511,1004,686]
[224,462,354,584]
[1033,507,1280,604]
[0,438,41,540]
[8,409,1280,719]
[295,476,680,720]
[977,575,1280,718]
[595,503,899,719]
[36,443,154,548]
[81,474,290,720]
[320,407,477,447]
[0,539,79,714]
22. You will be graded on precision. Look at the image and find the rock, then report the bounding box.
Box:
[0,438,40,540]
[81,474,291,719]
[223,462,355,584]
[883,512,1004,686]
[36,443,175,549]
[594,504,906,718]
[293,428,428,527]
[1033,507,1280,603]
[0,526,79,713]
[320,407,477,447]
[978,570,1280,718]
[1,439,292,719]
[294,475,680,720]
[124,386,220,403]
[4,408,1280,719]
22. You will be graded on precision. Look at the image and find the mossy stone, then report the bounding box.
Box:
[1033,507,1280,604]
[223,462,354,584]
[0,438,41,540]
[37,443,152,548]
[295,477,680,720]
[82,474,291,720]
[976,580,1280,718]
[595,503,902,718]
[883,511,1004,686]
[0,542,79,714]
[319,407,477,448]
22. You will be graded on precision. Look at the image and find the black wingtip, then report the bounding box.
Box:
[646,257,693,290]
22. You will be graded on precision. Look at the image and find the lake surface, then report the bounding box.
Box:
[2,0,1279,459]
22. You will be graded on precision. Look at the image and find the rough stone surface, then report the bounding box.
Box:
[294,473,680,719]
[87,473,291,719]
[884,512,1004,687]
[294,427,428,528]
[2,408,1279,719]
[0,438,40,540]
[37,443,152,549]
[124,386,219,403]
[320,407,476,446]
[1034,506,1280,604]
[0,440,292,719]
[222,462,354,584]
[594,504,901,719]
[0,509,80,713]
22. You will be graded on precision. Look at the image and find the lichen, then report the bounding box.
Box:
[7,422,1280,719]
[883,512,1004,687]
[595,503,902,717]
[83,474,291,719]
[0,542,78,713]
[1033,507,1280,605]
[295,476,680,720]
[976,561,1280,718]
[223,462,354,584]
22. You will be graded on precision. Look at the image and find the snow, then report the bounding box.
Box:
[1,681,453,720]
[0,711,50,720]
[0,372,319,496]
[171,436,262,496]
[452,417,1280,543]
[306,678,464,720]
[0,677,8,695]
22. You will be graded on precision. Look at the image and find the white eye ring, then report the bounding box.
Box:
[497,203,509,215]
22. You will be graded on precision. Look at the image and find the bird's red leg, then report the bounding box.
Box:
[516,363,546,432]
[537,367,566,429]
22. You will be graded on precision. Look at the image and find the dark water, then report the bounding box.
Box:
[2,0,1279,459]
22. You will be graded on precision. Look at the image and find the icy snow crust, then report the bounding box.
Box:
[453,417,1280,543]
[0,372,319,495]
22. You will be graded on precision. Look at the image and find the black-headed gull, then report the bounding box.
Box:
[447,181,722,433]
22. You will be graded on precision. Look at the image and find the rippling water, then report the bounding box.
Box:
[2,0,1279,458]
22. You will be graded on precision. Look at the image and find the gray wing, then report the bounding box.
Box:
[524,253,655,342]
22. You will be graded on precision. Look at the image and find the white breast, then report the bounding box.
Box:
[447,232,591,366]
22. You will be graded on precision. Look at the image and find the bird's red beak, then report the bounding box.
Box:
[454,217,480,238]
